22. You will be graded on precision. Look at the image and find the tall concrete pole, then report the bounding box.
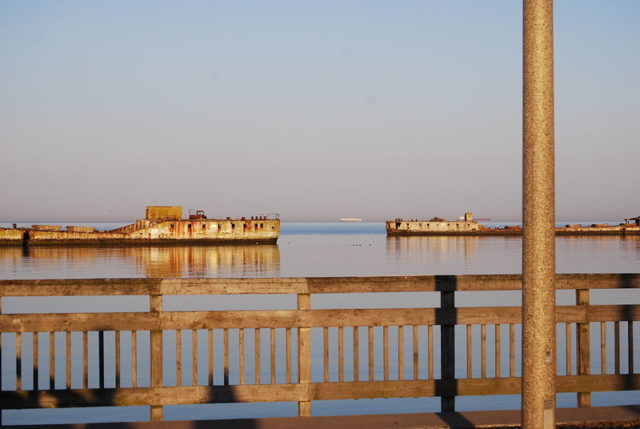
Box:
[522,0,556,428]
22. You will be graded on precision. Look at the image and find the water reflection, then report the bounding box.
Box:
[0,245,280,279]
[385,235,640,275]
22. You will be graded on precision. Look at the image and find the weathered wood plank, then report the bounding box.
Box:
[3,305,639,333]
[2,374,638,409]
[2,273,637,297]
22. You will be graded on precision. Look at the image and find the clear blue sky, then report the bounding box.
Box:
[1,1,638,221]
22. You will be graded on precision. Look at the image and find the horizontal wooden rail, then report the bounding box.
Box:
[3,374,639,409]
[1,273,638,297]
[2,305,639,331]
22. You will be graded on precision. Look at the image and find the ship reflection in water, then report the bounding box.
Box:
[0,245,281,279]
[386,234,640,275]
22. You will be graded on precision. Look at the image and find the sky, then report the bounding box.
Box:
[1,1,638,222]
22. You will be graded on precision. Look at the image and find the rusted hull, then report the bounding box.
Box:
[386,229,640,237]
[13,237,279,246]
[1,217,280,246]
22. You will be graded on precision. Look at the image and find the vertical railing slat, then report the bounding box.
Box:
[192,329,198,386]
[49,332,55,390]
[255,328,261,384]
[353,326,359,382]
[270,328,276,384]
[428,325,433,380]
[566,323,572,376]
[323,327,329,382]
[66,331,71,389]
[286,327,292,384]
[83,331,89,389]
[98,331,105,390]
[33,332,39,390]
[115,331,121,388]
[509,324,516,378]
[615,321,621,374]
[239,328,245,385]
[223,328,229,385]
[495,324,501,378]
[398,326,404,380]
[481,324,487,378]
[628,322,634,374]
[600,322,606,375]
[368,326,374,381]
[131,330,137,388]
[16,332,22,391]
[466,325,472,378]
[412,325,419,380]
[176,329,182,386]
[383,325,389,381]
[208,329,213,386]
[338,327,344,382]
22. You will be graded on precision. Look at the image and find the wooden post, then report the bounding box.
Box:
[150,294,163,421]
[297,293,311,416]
[522,0,556,427]
[440,289,455,412]
[576,289,591,407]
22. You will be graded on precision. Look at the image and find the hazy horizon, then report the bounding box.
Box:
[2,1,638,222]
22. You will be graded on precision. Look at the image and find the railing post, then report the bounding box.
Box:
[522,0,556,428]
[576,289,591,407]
[297,293,312,416]
[440,288,455,412]
[150,294,163,421]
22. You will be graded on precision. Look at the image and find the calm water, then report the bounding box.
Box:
[1,221,639,279]
[1,222,639,424]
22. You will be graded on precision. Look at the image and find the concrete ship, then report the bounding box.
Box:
[386,212,640,237]
[0,206,280,246]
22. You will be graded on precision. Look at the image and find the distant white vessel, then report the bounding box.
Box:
[340,218,363,222]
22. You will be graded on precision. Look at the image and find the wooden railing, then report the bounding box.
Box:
[0,274,638,424]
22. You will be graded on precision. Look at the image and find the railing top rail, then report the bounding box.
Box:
[0,273,638,297]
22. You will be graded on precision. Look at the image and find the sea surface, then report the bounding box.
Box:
[0,221,639,424]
